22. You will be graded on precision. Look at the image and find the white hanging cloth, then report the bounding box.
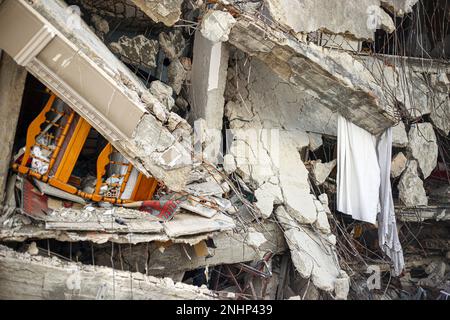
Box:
[377,128,405,276]
[337,115,380,224]
[337,115,404,275]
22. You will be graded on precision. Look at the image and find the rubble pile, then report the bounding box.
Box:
[0,0,448,300]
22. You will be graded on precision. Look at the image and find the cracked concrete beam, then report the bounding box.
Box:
[227,14,397,135]
[0,0,192,191]
[0,245,218,300]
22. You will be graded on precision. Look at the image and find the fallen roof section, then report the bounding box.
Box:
[0,244,219,300]
[0,0,192,191]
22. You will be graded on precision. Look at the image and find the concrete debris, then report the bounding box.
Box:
[184,181,229,197]
[397,205,450,222]
[254,182,283,219]
[318,194,331,212]
[110,35,159,68]
[246,228,268,250]
[391,152,407,178]
[44,206,163,233]
[264,0,395,41]
[381,0,419,16]
[311,160,336,185]
[223,154,237,174]
[313,199,331,234]
[175,96,189,114]
[168,58,187,94]
[408,123,438,179]
[132,115,192,188]
[200,10,236,43]
[430,103,450,135]
[308,133,323,151]
[168,112,190,132]
[0,244,218,300]
[392,121,409,147]
[367,5,396,33]
[159,30,186,60]
[26,241,39,255]
[150,80,175,111]
[33,179,86,205]
[418,261,447,289]
[398,160,428,207]
[91,14,109,40]
[334,271,350,300]
[141,90,169,122]
[429,74,450,134]
[179,201,218,218]
[162,212,235,238]
[130,0,183,26]
[364,60,450,121]
[276,206,344,294]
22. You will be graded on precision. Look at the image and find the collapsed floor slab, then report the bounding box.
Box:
[225,10,397,135]
[0,244,218,300]
[93,221,286,277]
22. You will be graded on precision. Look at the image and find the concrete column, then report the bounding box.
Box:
[0,53,27,204]
[189,31,229,164]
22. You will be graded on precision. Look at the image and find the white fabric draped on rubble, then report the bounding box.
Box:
[337,116,404,276]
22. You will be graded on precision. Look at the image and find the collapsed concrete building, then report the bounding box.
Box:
[0,0,448,300]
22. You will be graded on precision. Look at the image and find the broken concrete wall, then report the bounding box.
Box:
[0,0,192,191]
[0,53,27,204]
[264,0,396,40]
[224,51,347,296]
[0,244,217,300]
